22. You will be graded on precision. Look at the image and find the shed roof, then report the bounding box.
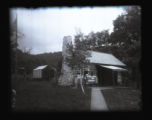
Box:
[34,65,48,70]
[87,51,126,66]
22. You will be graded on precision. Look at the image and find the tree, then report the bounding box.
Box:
[10,13,25,75]
[10,17,18,74]
[111,6,141,47]
[109,6,141,89]
[65,29,112,70]
[64,33,90,88]
[65,37,90,70]
[73,30,110,52]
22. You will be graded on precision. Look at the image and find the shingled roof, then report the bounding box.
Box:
[87,51,126,66]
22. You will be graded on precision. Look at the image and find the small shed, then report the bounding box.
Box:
[33,65,55,80]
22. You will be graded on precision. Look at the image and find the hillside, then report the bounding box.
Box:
[14,49,62,75]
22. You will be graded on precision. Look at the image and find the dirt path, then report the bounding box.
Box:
[90,87,109,111]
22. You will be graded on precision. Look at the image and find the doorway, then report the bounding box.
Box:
[96,65,113,86]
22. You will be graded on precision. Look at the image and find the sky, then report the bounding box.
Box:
[10,7,125,55]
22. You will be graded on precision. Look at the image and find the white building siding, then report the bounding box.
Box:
[33,65,47,79]
[33,69,42,78]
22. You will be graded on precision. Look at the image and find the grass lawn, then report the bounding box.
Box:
[102,87,142,111]
[11,77,91,112]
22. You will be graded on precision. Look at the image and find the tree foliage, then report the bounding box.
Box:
[15,49,62,75]
[111,6,141,47]
[110,6,141,86]
[66,33,90,70]
[10,16,25,74]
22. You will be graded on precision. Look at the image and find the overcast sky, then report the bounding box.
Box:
[10,7,125,55]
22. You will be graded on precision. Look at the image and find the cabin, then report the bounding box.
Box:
[58,36,128,86]
[33,65,56,80]
[74,51,127,86]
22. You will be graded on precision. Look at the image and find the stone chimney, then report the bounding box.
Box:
[58,36,73,86]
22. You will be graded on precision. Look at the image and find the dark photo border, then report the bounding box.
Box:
[5,0,144,120]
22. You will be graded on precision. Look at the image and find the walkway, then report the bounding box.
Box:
[90,87,112,111]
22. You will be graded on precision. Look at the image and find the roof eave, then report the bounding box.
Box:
[88,62,126,67]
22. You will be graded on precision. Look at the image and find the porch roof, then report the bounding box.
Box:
[100,65,127,71]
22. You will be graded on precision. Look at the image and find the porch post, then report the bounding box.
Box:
[117,71,122,85]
